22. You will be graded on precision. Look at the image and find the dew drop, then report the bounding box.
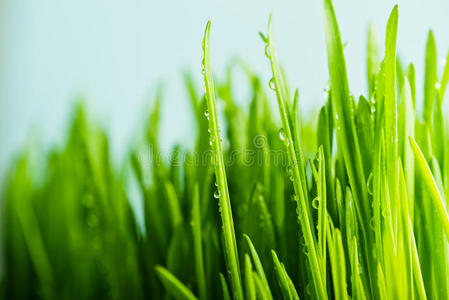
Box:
[204,110,209,119]
[214,181,218,187]
[312,197,320,209]
[269,78,276,90]
[435,82,441,90]
[214,189,221,199]
[366,172,373,195]
[279,128,286,141]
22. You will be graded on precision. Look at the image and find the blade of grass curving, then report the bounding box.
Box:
[263,15,325,299]
[409,137,449,240]
[271,250,299,300]
[155,266,198,300]
[202,21,244,300]
[253,272,271,300]
[243,234,273,300]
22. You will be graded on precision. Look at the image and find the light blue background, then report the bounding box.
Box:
[1,0,449,177]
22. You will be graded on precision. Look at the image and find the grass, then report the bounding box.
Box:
[2,0,449,299]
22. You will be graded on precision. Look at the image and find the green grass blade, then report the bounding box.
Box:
[155,266,198,300]
[409,137,449,240]
[244,254,256,300]
[165,181,183,230]
[367,23,379,99]
[406,64,416,108]
[191,183,207,300]
[423,30,437,123]
[438,50,449,102]
[328,228,348,300]
[322,0,369,222]
[263,16,326,299]
[202,21,244,300]
[220,273,232,300]
[243,234,273,300]
[271,250,299,300]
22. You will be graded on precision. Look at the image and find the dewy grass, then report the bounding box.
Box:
[2,0,449,299]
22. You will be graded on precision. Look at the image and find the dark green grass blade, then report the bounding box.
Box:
[191,183,207,300]
[243,234,273,300]
[155,266,198,300]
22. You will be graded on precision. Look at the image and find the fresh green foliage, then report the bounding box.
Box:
[2,1,449,299]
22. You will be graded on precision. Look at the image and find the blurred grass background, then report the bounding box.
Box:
[1,0,449,279]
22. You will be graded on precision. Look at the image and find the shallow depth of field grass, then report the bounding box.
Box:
[2,0,449,299]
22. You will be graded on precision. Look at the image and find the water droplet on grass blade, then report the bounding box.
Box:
[279,128,285,141]
[214,190,220,199]
[367,172,373,195]
[269,78,276,90]
[312,197,320,209]
[204,110,209,119]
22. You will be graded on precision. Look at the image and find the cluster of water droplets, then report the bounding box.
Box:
[213,181,220,199]
[82,194,98,228]
[201,59,206,76]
